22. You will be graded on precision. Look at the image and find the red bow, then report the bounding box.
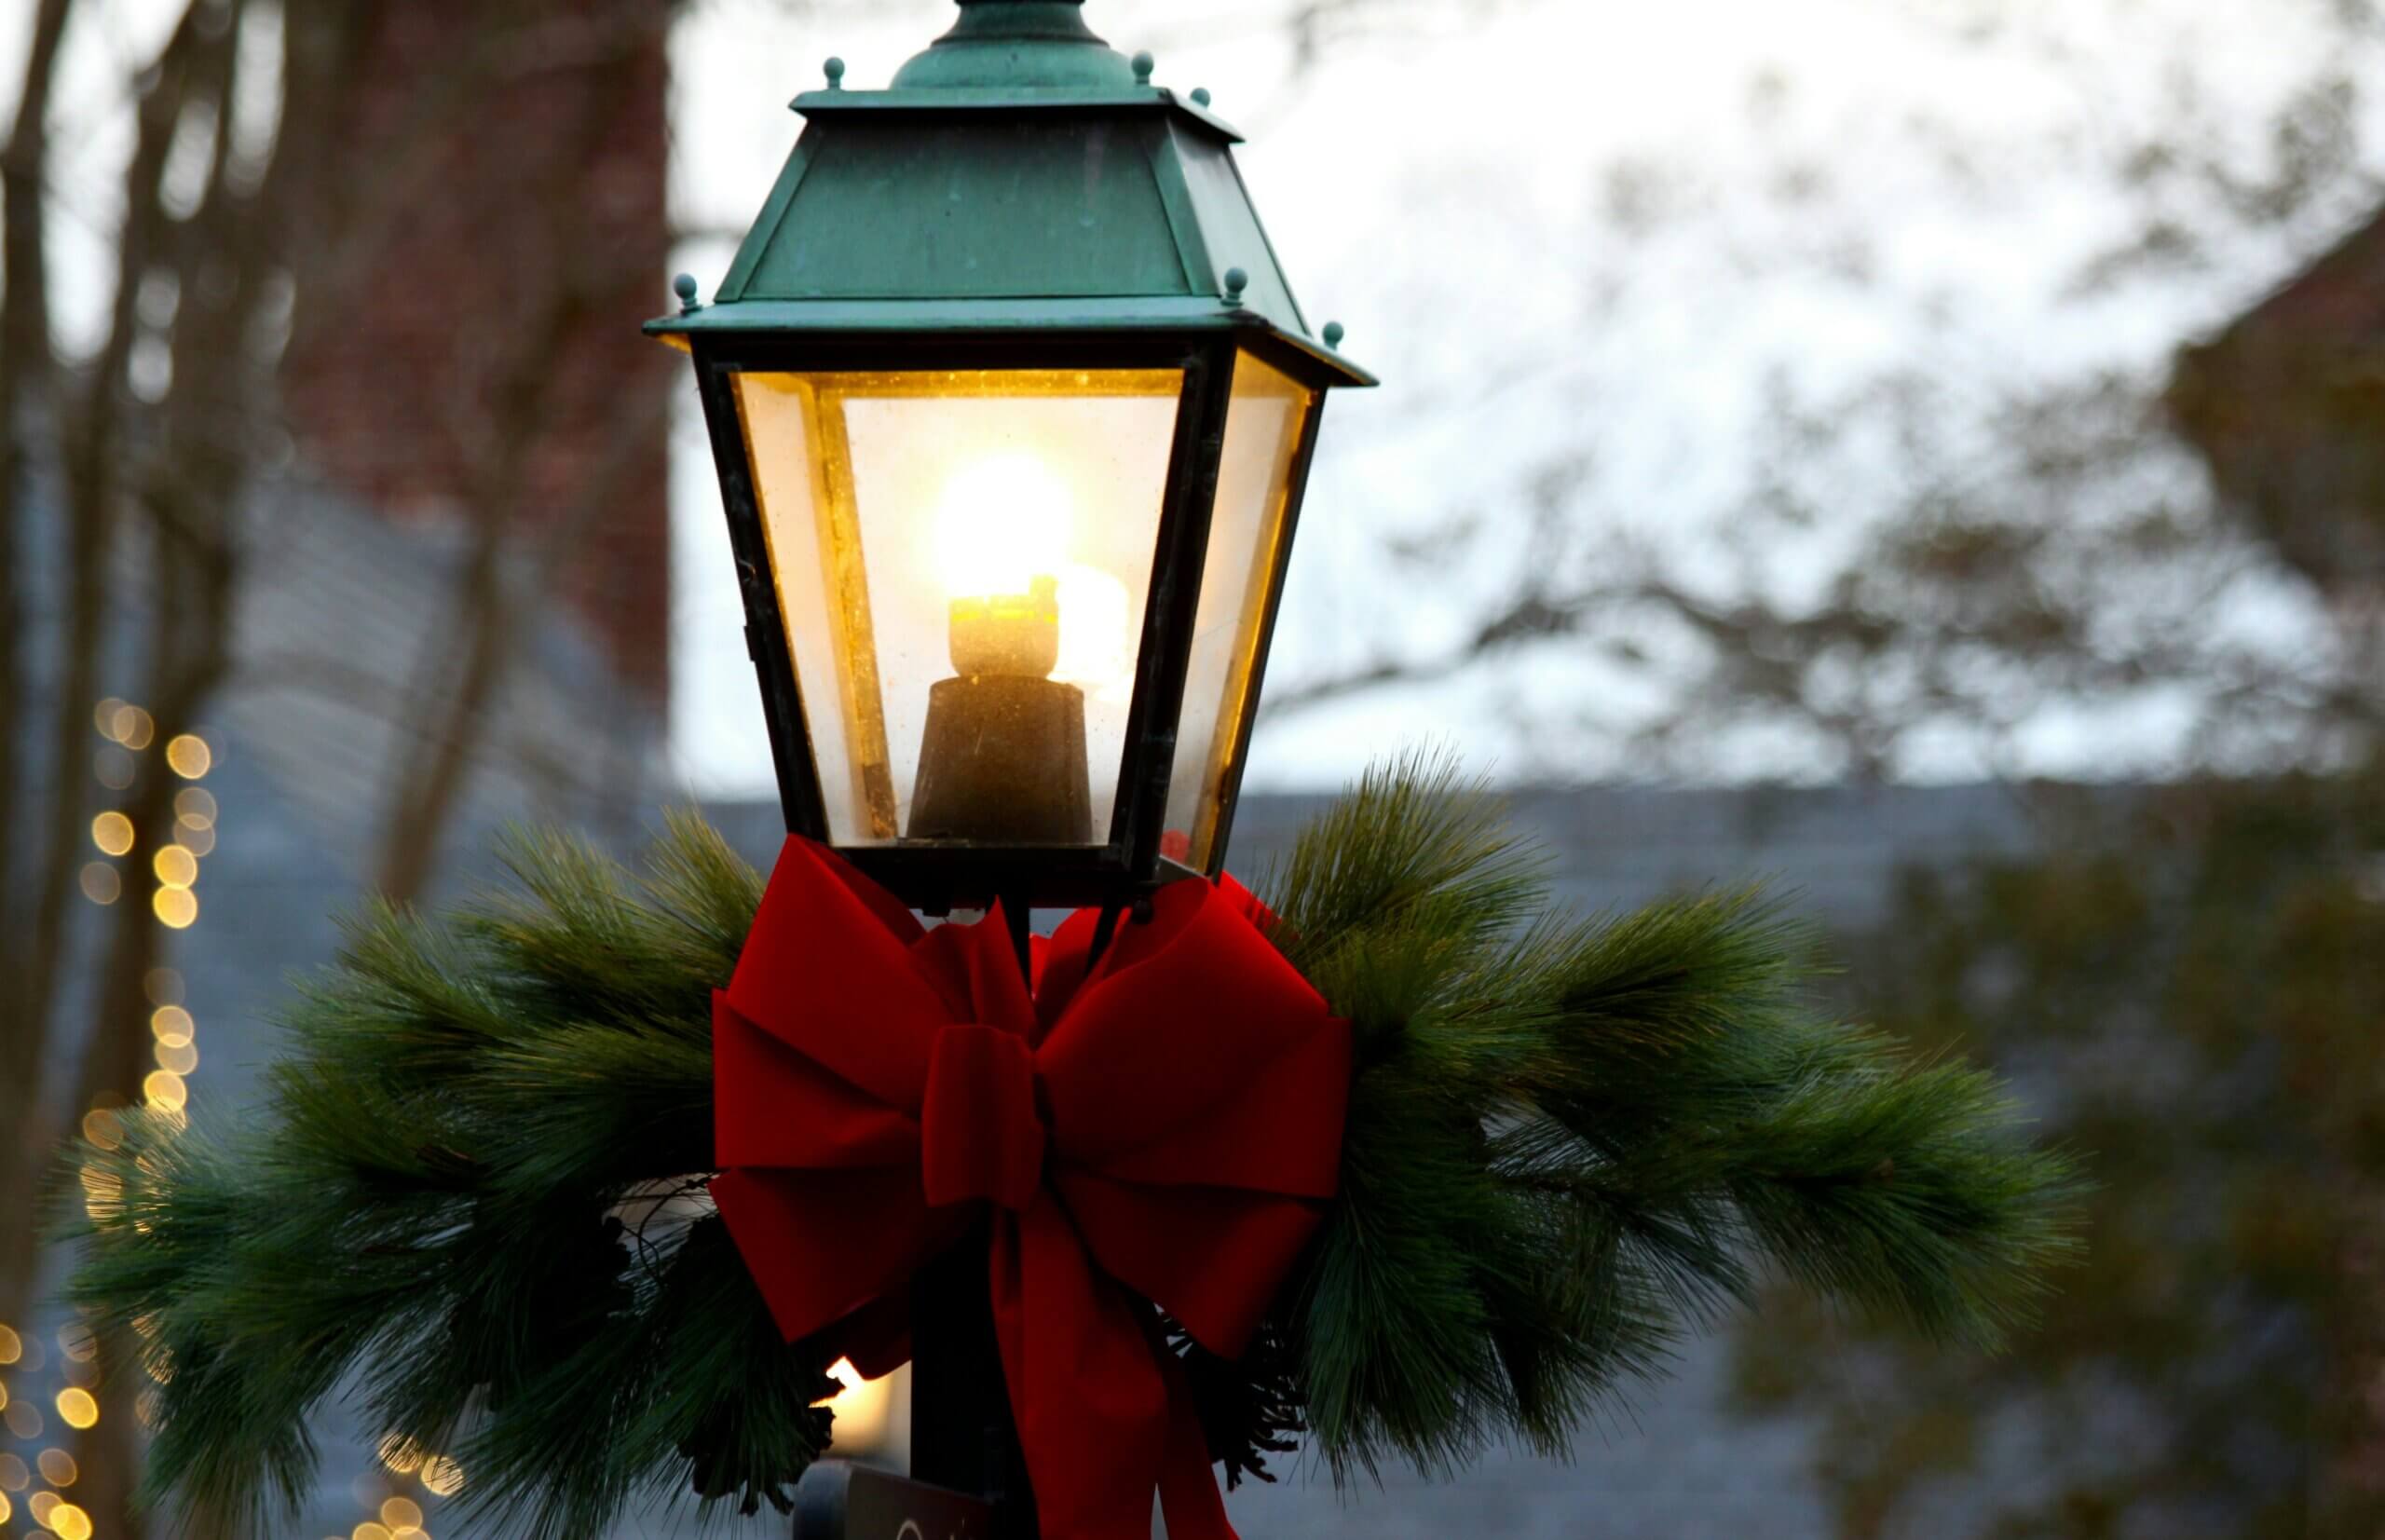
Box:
[711,838,1351,1540]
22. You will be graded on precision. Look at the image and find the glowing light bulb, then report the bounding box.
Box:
[932,453,1131,687]
[934,453,1071,602]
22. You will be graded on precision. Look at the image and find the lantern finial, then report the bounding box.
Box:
[893,0,1136,89]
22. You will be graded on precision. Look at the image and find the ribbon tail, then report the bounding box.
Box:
[989,1196,1175,1540]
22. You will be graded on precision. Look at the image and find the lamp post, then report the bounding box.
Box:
[654,1,1371,1531]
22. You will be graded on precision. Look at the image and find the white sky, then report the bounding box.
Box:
[666,0,2382,795]
[12,0,2379,796]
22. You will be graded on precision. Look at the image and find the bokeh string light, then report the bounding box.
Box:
[57,711,221,1512]
[164,734,211,779]
[89,812,133,858]
[55,1389,99,1431]
[153,845,198,891]
[76,865,119,906]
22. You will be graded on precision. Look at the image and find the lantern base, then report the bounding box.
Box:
[908,675,1094,844]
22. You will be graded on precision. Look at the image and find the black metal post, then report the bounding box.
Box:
[906,894,1041,1539]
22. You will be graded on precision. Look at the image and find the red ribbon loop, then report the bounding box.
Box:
[711,838,1351,1540]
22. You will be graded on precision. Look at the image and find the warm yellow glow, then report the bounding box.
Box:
[153,888,198,929]
[36,1449,75,1487]
[419,1455,464,1496]
[91,812,134,857]
[934,457,1135,689]
[0,1324,19,1363]
[27,1491,57,1527]
[0,1382,7,1411]
[1053,564,1133,689]
[0,1491,10,1524]
[376,1434,424,1475]
[143,1070,187,1111]
[78,865,120,906]
[50,1501,93,1540]
[379,1497,423,1530]
[81,1110,126,1152]
[353,1522,392,1540]
[113,705,155,750]
[54,1389,98,1430]
[935,452,1072,601]
[152,1006,196,1047]
[2,1398,39,1439]
[144,968,184,1005]
[812,1356,895,1454]
[58,1328,95,1365]
[157,1039,199,1075]
[81,1165,124,1219]
[165,734,211,778]
[154,845,198,890]
[93,700,127,739]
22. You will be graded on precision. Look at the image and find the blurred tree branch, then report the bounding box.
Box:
[1263,0,2385,781]
[0,2,679,1532]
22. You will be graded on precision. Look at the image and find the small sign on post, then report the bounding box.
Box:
[793,1459,994,1540]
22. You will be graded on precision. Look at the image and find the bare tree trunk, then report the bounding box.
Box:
[0,0,73,946]
[368,11,669,901]
[4,1,667,1528]
[0,0,207,1356]
[0,0,76,1357]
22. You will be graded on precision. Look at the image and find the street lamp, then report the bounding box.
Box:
[655,1,1371,1532]
[655,0,1371,925]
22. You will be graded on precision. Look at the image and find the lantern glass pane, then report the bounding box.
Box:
[734,368,1183,848]
[1162,351,1317,872]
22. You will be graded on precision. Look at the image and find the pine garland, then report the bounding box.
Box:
[63,760,2082,1537]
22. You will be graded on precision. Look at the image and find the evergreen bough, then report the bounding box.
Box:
[64,756,2081,1537]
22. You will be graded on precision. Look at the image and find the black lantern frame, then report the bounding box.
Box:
[688,324,1338,916]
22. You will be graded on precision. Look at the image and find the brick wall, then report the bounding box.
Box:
[281,0,674,703]
[2168,204,2385,603]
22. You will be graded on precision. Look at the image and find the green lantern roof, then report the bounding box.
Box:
[648,0,1370,386]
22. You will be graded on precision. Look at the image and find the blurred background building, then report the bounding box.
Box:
[4,0,2382,1536]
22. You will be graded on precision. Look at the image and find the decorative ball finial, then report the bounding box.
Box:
[1223,267,1249,307]
[824,57,846,89]
[1191,86,1212,107]
[673,273,702,314]
[1323,320,1346,349]
[1131,50,1154,85]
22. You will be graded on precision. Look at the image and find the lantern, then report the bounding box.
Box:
[655,0,1371,917]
